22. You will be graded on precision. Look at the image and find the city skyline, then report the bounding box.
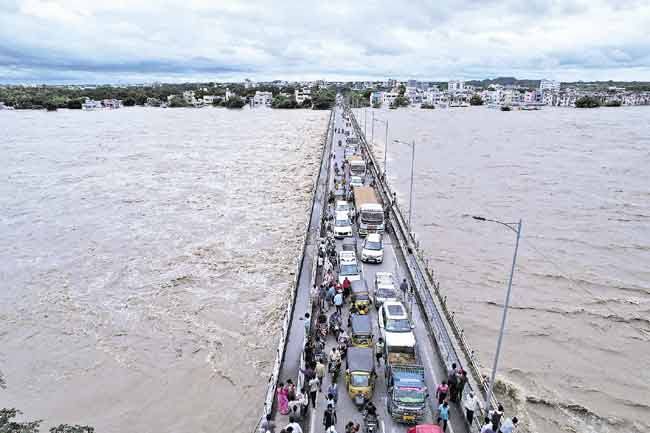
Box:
[1,0,650,84]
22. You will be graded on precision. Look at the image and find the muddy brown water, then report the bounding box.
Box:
[0,107,328,432]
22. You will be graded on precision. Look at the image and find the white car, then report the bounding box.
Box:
[361,233,383,263]
[374,272,399,308]
[378,301,416,348]
[333,211,352,238]
[338,251,361,283]
[349,176,363,188]
[335,200,352,216]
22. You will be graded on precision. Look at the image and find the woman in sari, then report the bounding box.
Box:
[277,382,289,415]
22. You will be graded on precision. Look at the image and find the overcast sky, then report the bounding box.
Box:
[1,0,650,84]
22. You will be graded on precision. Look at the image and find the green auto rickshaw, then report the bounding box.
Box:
[350,313,373,348]
[350,279,371,314]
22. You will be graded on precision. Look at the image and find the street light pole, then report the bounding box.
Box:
[393,138,417,227]
[408,139,415,227]
[384,120,389,177]
[371,110,375,146]
[472,216,522,413]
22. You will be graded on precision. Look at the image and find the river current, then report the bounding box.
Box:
[354,106,650,433]
[0,107,328,432]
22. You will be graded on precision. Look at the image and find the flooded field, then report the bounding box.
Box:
[355,106,650,433]
[0,107,328,432]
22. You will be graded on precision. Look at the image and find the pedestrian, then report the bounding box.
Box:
[327,381,339,403]
[447,363,458,403]
[296,389,308,416]
[344,422,355,433]
[463,391,481,426]
[342,277,351,299]
[319,285,327,310]
[456,369,468,402]
[499,417,518,433]
[308,375,319,408]
[400,278,409,298]
[334,291,344,315]
[259,413,276,433]
[304,313,311,336]
[437,401,450,432]
[285,416,303,433]
[315,359,326,391]
[304,341,314,366]
[375,337,385,364]
[277,382,289,415]
[481,417,495,433]
[323,404,337,431]
[286,379,296,401]
[490,404,504,433]
[436,381,449,405]
[326,392,336,409]
[327,285,336,311]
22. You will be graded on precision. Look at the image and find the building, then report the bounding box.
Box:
[182,91,196,104]
[382,92,399,106]
[252,91,272,107]
[244,78,255,89]
[202,95,216,104]
[295,88,311,104]
[539,79,561,93]
[369,91,383,105]
[448,80,465,92]
[225,89,235,101]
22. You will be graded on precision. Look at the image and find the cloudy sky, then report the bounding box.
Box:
[1,0,649,83]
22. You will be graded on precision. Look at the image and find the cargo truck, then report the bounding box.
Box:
[384,341,428,424]
[353,187,384,236]
[348,155,366,178]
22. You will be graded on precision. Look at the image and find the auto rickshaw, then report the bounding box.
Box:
[350,279,371,314]
[345,346,376,408]
[350,313,373,348]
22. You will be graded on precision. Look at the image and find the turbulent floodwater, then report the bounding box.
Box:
[0,107,328,432]
[355,106,650,433]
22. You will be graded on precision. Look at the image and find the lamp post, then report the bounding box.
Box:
[471,216,522,413]
[393,139,416,227]
[372,118,388,176]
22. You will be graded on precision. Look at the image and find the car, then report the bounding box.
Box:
[361,233,383,263]
[335,200,352,216]
[374,272,399,308]
[349,176,363,188]
[345,147,357,160]
[378,301,415,347]
[338,251,361,283]
[333,211,352,238]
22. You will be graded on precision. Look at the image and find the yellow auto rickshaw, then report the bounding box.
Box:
[350,313,373,348]
[350,279,371,314]
[345,346,376,408]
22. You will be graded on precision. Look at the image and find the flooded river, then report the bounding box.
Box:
[0,107,328,432]
[355,106,650,433]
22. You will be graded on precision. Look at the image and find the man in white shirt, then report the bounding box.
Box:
[285,416,303,433]
[499,417,518,433]
[463,391,481,425]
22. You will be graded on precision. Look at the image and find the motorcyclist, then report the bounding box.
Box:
[364,401,377,417]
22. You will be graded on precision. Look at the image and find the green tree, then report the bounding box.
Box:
[575,96,600,108]
[225,96,246,109]
[44,102,58,111]
[390,95,410,109]
[469,95,484,106]
[421,103,435,109]
[123,97,136,107]
[0,408,41,433]
[372,102,382,109]
[398,84,406,96]
[311,90,335,110]
[168,96,189,107]
[299,97,312,109]
[66,99,83,109]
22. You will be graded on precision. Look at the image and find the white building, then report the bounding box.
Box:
[252,91,273,107]
[382,92,399,106]
[244,78,255,89]
[369,91,383,105]
[225,89,235,101]
[448,80,465,92]
[182,91,196,104]
[539,79,561,93]
[295,88,311,104]
[424,89,448,106]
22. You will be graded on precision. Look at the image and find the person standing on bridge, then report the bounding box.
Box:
[259,414,275,433]
[456,369,468,402]
[285,416,303,433]
[277,382,290,415]
[490,404,505,433]
[499,416,518,433]
[375,337,385,365]
[315,359,326,391]
[323,403,337,432]
[400,278,409,299]
[308,375,320,408]
[447,363,459,403]
[333,291,344,315]
[342,277,351,299]
[463,391,481,426]
[437,400,450,432]
[436,380,449,405]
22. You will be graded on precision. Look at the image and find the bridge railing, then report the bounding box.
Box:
[252,109,335,432]
[347,107,497,430]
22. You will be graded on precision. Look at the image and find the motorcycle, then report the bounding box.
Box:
[363,412,378,433]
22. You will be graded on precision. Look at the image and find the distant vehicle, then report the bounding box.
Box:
[378,301,415,346]
[345,147,357,160]
[338,250,361,283]
[334,186,347,201]
[334,211,352,238]
[374,272,399,308]
[349,156,366,178]
[335,200,352,216]
[342,237,357,254]
[361,233,383,263]
[350,176,363,188]
[354,187,385,236]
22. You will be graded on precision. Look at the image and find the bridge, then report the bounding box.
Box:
[255,100,496,433]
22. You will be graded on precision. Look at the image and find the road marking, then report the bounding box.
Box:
[310,405,316,433]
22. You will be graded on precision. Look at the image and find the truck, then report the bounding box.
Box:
[353,187,384,236]
[384,339,427,424]
[348,155,366,178]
